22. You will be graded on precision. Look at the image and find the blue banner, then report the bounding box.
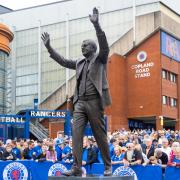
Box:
[165,166,180,180]
[0,161,179,180]
[30,161,88,180]
[0,160,30,180]
[161,31,180,62]
[91,163,162,180]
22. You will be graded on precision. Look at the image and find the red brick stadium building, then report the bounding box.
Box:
[106,29,180,132]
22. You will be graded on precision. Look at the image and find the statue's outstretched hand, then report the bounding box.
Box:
[41,32,50,49]
[89,7,99,24]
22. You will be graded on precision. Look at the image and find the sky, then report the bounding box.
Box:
[0,0,65,10]
[0,0,180,14]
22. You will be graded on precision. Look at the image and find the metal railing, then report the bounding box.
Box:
[29,120,49,140]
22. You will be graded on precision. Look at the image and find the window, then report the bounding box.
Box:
[170,98,177,107]
[162,70,167,79]
[162,96,168,105]
[170,73,176,83]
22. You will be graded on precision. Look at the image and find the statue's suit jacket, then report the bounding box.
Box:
[48,30,112,108]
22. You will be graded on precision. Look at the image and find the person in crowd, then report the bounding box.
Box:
[123,142,143,166]
[158,130,165,146]
[168,138,174,147]
[148,156,158,165]
[135,144,149,165]
[11,140,21,159]
[168,147,180,167]
[118,134,127,147]
[22,141,28,155]
[152,139,159,149]
[2,144,16,160]
[82,137,97,166]
[23,140,36,160]
[154,148,168,168]
[57,131,64,140]
[55,139,64,161]
[111,145,124,165]
[133,132,142,144]
[0,141,5,160]
[161,138,171,159]
[109,138,119,157]
[55,131,64,143]
[62,139,73,164]
[6,139,12,145]
[169,131,176,141]
[62,139,72,158]
[142,138,155,159]
[151,131,158,141]
[34,140,43,158]
[128,133,134,143]
[97,138,117,163]
[16,139,25,155]
[36,144,48,162]
[168,141,180,164]
[46,145,57,163]
[89,137,99,156]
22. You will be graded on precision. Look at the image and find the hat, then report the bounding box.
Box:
[6,139,12,145]
[55,139,64,145]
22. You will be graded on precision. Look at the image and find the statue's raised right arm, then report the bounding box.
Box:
[41,32,76,69]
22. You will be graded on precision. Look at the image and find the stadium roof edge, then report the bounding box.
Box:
[0,5,12,11]
[159,1,180,16]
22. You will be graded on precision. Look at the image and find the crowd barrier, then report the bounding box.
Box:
[0,160,179,180]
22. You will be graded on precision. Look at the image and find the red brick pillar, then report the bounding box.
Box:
[175,119,180,131]
[156,116,163,130]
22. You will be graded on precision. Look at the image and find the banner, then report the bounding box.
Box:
[90,163,162,180]
[165,166,180,180]
[0,161,179,180]
[161,31,180,62]
[0,160,30,180]
[30,161,87,180]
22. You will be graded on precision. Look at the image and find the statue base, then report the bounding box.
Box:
[48,175,134,180]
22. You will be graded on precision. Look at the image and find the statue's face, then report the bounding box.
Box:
[81,40,95,58]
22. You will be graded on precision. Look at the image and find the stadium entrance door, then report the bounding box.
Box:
[0,114,27,142]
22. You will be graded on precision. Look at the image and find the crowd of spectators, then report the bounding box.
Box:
[0,128,179,168]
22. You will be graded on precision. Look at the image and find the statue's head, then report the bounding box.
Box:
[81,39,97,58]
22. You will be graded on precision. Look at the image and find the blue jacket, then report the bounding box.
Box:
[12,147,21,159]
[55,145,63,161]
[34,145,42,158]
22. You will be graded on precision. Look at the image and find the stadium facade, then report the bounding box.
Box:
[0,0,179,138]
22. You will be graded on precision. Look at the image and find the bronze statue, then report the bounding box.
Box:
[42,7,112,176]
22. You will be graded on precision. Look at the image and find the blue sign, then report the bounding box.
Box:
[29,110,67,118]
[161,31,180,62]
[0,115,25,124]
[0,109,71,142]
[34,99,38,110]
[0,161,171,180]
